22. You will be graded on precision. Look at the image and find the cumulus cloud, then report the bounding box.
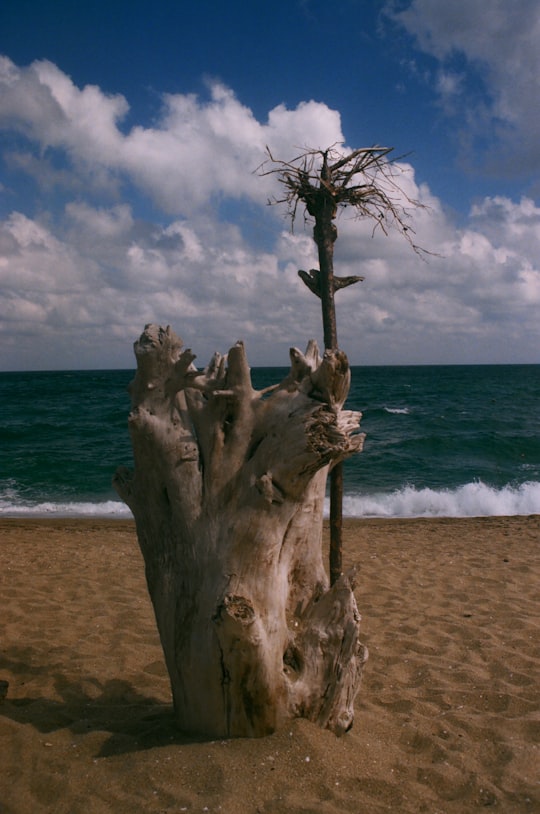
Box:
[0,55,538,369]
[0,203,322,368]
[386,0,540,177]
[0,56,344,214]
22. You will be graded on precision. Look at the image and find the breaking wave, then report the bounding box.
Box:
[334,480,540,518]
[2,481,539,519]
[0,495,132,518]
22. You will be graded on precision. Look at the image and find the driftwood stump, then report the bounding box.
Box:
[113,324,367,738]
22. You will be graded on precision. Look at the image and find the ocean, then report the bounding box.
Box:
[1,365,539,519]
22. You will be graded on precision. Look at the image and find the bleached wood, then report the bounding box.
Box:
[114,324,367,738]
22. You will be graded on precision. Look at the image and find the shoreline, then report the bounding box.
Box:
[1,515,538,813]
[0,512,538,527]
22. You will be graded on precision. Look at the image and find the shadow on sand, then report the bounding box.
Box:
[0,651,211,757]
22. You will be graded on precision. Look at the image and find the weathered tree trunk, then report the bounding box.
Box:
[113,323,367,738]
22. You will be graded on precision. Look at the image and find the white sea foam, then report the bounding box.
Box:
[1,482,539,520]
[333,480,540,518]
[383,406,410,414]
[0,498,132,518]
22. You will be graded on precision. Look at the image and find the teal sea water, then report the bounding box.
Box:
[1,365,539,518]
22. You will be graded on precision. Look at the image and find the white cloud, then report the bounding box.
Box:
[0,57,345,214]
[0,202,322,368]
[327,181,540,362]
[1,189,538,369]
[0,56,128,158]
[387,0,540,174]
[0,56,538,368]
[66,202,134,237]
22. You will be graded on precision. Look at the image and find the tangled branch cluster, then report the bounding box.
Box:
[258,144,429,255]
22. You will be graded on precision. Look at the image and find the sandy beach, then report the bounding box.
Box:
[0,515,538,813]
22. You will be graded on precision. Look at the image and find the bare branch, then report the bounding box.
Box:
[257,144,433,256]
[257,142,435,585]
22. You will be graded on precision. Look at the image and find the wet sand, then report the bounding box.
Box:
[0,516,538,813]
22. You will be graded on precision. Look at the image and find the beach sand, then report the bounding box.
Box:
[0,515,538,813]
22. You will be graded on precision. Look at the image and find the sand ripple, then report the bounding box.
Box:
[0,516,538,813]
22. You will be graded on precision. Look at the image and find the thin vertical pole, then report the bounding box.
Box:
[314,153,343,584]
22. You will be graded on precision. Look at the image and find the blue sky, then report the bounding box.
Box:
[0,0,539,369]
